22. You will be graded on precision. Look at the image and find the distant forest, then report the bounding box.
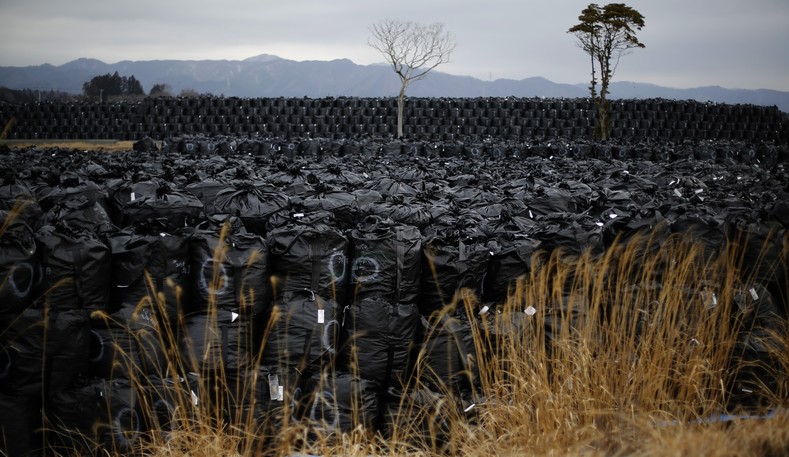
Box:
[1,72,189,104]
[0,87,77,104]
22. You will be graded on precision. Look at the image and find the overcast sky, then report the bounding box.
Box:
[2,0,787,91]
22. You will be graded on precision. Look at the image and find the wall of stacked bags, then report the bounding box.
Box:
[1,96,787,143]
[1,135,788,455]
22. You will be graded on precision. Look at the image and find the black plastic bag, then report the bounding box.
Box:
[484,239,542,306]
[36,175,110,215]
[184,177,233,217]
[108,226,192,321]
[111,180,205,232]
[189,224,271,316]
[214,183,290,235]
[419,230,491,318]
[180,308,254,377]
[33,222,111,311]
[0,176,43,227]
[361,195,432,230]
[295,182,359,230]
[341,297,420,387]
[0,393,40,457]
[0,307,90,396]
[37,194,115,235]
[89,306,169,381]
[419,314,479,392]
[0,211,37,314]
[349,217,422,304]
[268,220,349,304]
[302,371,380,434]
[262,292,341,374]
[728,284,786,408]
[47,379,143,454]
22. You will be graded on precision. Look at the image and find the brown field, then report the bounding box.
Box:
[0,139,136,152]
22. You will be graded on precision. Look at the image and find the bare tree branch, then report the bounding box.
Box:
[368,18,456,138]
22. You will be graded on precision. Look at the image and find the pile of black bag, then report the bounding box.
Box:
[1,133,788,455]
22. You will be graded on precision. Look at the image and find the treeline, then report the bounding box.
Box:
[0,87,75,104]
[82,72,209,100]
[1,72,207,104]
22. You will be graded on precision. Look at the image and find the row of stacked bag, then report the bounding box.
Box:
[1,134,788,455]
[2,96,787,142]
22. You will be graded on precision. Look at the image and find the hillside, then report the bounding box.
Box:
[1,55,788,112]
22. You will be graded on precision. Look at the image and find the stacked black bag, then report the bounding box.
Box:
[259,212,350,434]
[1,219,99,455]
[342,217,422,387]
[264,215,347,369]
[40,173,195,454]
[180,216,271,430]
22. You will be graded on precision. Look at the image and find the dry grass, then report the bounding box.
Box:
[0,140,136,153]
[138,228,788,457]
[453,230,788,457]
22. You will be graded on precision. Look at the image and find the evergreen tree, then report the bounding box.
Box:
[82,72,145,99]
[568,3,645,140]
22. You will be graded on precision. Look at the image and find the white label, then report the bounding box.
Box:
[479,305,490,316]
[268,374,281,401]
[595,221,604,227]
[317,309,325,324]
[277,385,284,401]
[694,188,704,194]
[525,306,537,316]
[231,311,239,322]
[190,390,199,406]
[674,188,683,198]
[609,213,618,219]
[750,288,759,300]
[712,293,717,306]
[464,403,476,413]
[130,192,136,201]
[293,213,305,218]
[529,210,534,219]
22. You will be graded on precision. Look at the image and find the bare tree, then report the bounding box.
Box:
[568,3,645,140]
[368,18,456,138]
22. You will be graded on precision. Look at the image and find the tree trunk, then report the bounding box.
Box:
[598,57,612,141]
[396,81,408,138]
[597,96,610,141]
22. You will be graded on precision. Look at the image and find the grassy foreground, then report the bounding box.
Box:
[111,228,789,456]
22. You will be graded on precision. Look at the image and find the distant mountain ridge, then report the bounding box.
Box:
[1,54,788,113]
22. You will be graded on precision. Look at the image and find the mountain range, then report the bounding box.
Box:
[1,54,788,113]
